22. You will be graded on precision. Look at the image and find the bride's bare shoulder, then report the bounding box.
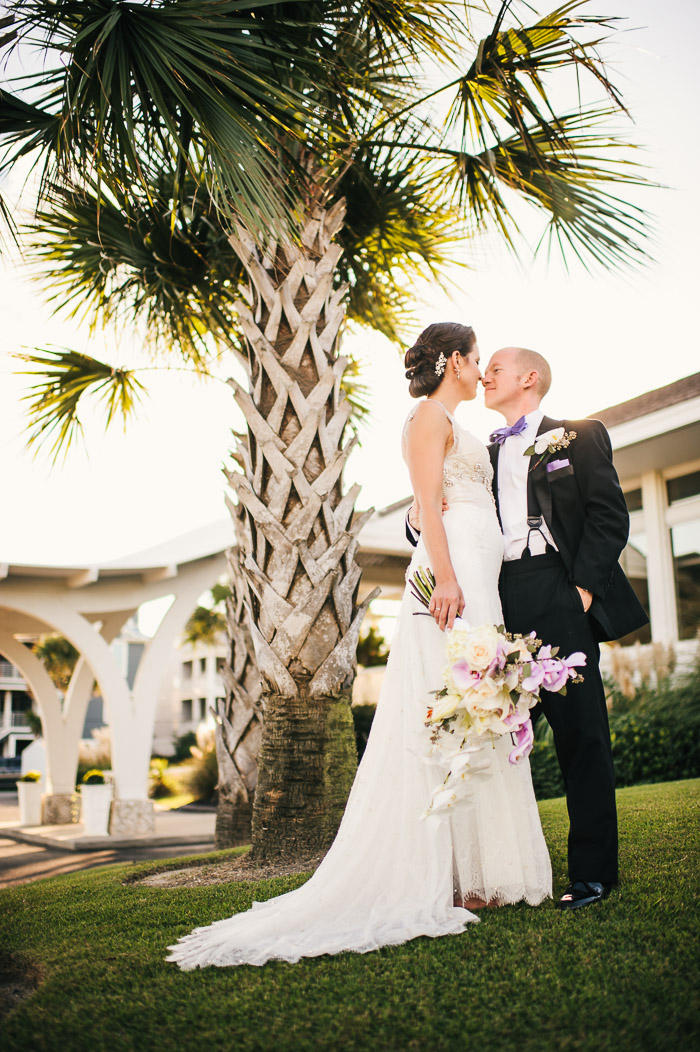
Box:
[405,400,452,434]
[403,402,453,461]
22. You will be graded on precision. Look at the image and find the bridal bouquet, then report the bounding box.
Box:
[410,568,586,816]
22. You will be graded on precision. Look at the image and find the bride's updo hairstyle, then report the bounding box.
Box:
[404,322,476,398]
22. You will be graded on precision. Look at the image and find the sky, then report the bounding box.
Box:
[1,0,699,579]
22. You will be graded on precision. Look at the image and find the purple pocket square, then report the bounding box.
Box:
[547,458,570,472]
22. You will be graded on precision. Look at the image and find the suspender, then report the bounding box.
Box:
[522,472,556,558]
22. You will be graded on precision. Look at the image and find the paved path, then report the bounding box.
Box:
[0,793,219,888]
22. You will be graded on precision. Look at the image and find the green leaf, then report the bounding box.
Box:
[14,346,147,463]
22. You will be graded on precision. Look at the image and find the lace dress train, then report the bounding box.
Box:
[166,404,551,970]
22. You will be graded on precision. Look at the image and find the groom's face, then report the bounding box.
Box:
[482,349,523,413]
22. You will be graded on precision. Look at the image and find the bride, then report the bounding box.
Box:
[167,321,552,971]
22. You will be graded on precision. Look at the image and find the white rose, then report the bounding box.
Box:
[464,677,511,718]
[534,427,565,454]
[459,624,501,672]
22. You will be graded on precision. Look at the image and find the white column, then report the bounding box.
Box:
[3,690,11,726]
[0,630,75,821]
[641,470,678,644]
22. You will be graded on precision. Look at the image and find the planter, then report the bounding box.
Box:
[17,781,43,827]
[80,783,113,837]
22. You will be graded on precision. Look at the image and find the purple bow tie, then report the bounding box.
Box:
[489,416,528,445]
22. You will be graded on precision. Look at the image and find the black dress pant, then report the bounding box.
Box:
[499,552,619,885]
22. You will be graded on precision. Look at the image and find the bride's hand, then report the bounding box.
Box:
[429,579,465,632]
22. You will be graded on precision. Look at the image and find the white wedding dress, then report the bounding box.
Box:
[167,402,551,970]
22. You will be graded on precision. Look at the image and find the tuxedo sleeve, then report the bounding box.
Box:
[405,511,419,547]
[571,420,629,597]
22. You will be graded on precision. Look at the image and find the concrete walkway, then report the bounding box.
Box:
[0,793,215,851]
[0,792,218,887]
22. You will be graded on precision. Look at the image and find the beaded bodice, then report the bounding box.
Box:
[402,400,495,508]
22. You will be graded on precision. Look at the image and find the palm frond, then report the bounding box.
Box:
[371,0,655,268]
[27,172,247,367]
[1,0,332,236]
[338,133,467,343]
[430,107,651,269]
[14,346,147,463]
[340,356,372,429]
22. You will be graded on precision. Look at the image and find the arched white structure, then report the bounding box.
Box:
[0,515,414,836]
[0,523,231,834]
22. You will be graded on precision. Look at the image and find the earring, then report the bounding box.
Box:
[456,364,461,380]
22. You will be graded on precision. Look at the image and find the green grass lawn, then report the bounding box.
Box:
[1,780,698,1052]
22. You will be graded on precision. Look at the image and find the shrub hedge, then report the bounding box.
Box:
[354,658,700,800]
[530,657,700,799]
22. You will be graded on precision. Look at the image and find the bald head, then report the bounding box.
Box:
[507,347,552,398]
[482,346,552,423]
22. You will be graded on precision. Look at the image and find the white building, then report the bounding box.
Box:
[594,371,700,649]
[0,654,35,763]
[154,636,228,756]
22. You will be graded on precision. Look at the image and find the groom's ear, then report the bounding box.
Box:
[521,369,539,390]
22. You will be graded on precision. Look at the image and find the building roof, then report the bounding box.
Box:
[591,372,700,427]
[0,519,233,587]
[0,505,414,591]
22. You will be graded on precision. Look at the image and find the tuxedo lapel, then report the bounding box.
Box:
[528,415,560,532]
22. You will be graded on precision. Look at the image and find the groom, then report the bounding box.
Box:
[407,346,648,910]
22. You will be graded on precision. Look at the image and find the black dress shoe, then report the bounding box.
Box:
[556,880,613,910]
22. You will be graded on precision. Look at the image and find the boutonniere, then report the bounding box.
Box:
[524,427,577,469]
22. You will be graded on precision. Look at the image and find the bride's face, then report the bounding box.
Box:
[459,345,482,400]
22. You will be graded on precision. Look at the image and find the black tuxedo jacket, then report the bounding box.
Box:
[488,415,649,642]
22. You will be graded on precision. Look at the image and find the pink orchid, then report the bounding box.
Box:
[503,710,530,731]
[540,658,570,693]
[487,638,511,674]
[451,659,482,691]
[521,661,545,693]
[508,719,534,764]
[540,650,587,692]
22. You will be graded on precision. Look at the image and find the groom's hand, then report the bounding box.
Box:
[576,586,593,612]
[408,497,449,532]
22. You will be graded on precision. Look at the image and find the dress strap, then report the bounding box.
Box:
[401,399,457,457]
[421,399,457,425]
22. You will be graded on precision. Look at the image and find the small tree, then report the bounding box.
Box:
[32,635,79,694]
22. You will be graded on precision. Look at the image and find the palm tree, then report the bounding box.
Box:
[2,0,652,860]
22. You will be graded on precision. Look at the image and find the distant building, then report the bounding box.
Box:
[153,636,228,756]
[0,653,34,761]
[593,372,700,650]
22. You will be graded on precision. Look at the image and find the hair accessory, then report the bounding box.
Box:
[435,352,447,377]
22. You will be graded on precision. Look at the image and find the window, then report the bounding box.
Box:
[199,698,207,720]
[181,699,193,722]
[671,519,700,640]
[624,488,643,513]
[199,657,207,675]
[182,661,193,681]
[667,470,700,505]
[216,657,226,674]
[619,533,651,644]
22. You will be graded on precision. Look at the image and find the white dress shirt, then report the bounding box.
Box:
[497,408,558,561]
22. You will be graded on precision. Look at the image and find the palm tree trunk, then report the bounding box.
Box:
[214,539,263,848]
[226,199,379,861]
